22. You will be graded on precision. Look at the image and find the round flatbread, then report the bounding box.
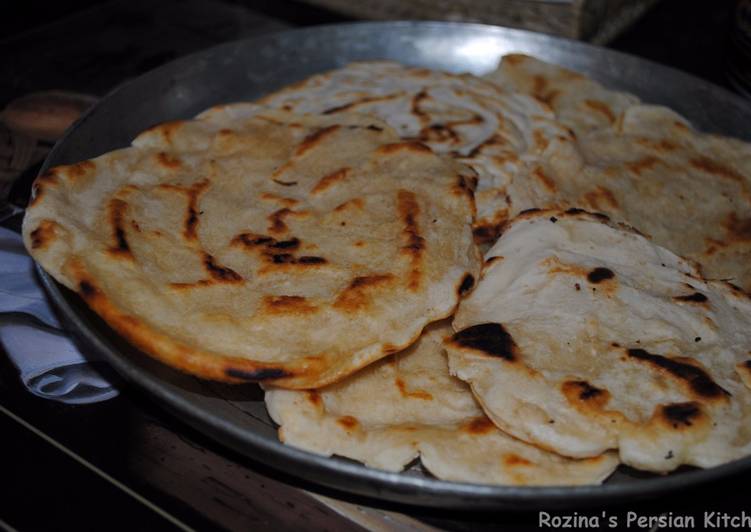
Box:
[266,321,618,485]
[488,53,639,138]
[446,209,751,473]
[490,55,751,291]
[23,105,480,388]
[258,61,578,244]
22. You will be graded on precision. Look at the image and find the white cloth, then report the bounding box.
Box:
[0,227,118,403]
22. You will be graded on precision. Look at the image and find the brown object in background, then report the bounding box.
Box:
[1,90,97,143]
[295,0,661,44]
[0,91,97,208]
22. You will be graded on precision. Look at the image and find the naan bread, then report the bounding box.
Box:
[490,55,751,291]
[258,61,578,243]
[488,54,640,138]
[266,321,618,485]
[446,209,751,473]
[23,105,480,388]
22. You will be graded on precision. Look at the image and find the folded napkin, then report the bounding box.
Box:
[0,226,118,403]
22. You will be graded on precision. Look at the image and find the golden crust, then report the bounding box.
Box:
[24,107,480,389]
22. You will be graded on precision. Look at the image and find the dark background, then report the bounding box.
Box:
[0,0,742,101]
[1,1,749,530]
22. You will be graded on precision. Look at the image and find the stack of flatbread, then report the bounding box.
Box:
[489,54,751,291]
[22,54,751,486]
[258,61,580,245]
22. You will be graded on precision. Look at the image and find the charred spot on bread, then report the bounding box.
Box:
[562,380,611,410]
[661,402,702,428]
[203,253,243,282]
[450,323,518,361]
[587,267,614,284]
[627,348,729,399]
[269,238,301,250]
[297,256,327,264]
[78,280,99,299]
[458,273,475,296]
[674,292,708,303]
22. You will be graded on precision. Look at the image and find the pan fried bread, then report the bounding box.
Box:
[490,54,751,291]
[258,61,579,244]
[23,106,480,388]
[267,321,618,485]
[446,209,751,472]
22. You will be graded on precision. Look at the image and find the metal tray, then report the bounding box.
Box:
[38,22,751,510]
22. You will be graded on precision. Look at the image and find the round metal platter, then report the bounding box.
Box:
[38,22,751,510]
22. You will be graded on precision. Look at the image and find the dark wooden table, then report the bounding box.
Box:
[1,1,749,530]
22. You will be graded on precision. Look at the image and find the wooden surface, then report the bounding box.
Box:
[1,1,750,530]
